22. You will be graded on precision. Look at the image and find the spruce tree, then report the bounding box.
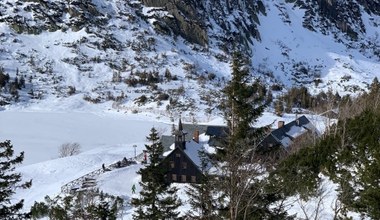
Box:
[0,140,32,219]
[220,51,267,143]
[132,127,181,219]
[218,51,282,219]
[186,148,217,219]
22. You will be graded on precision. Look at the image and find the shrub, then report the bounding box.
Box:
[58,142,81,158]
[156,92,169,101]
[134,95,147,106]
[68,86,76,96]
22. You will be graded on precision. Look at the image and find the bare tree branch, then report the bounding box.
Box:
[58,142,81,158]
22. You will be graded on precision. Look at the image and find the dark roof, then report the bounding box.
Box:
[161,136,175,152]
[205,126,229,137]
[259,133,281,149]
[260,115,318,149]
[271,115,311,140]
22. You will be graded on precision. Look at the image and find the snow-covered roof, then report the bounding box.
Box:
[262,115,319,149]
[163,134,214,169]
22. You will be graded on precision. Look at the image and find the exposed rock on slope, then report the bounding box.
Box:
[0,0,379,114]
[141,0,265,51]
[141,0,208,46]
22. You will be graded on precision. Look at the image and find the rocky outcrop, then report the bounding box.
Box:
[357,0,380,15]
[140,0,265,50]
[141,0,208,46]
[288,0,377,40]
[1,0,105,34]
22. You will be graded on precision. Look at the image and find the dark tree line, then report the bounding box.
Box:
[31,189,123,220]
[0,67,26,101]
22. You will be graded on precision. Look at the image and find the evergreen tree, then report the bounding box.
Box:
[332,109,380,218]
[0,140,32,219]
[19,75,25,89]
[272,102,380,219]
[30,189,123,219]
[0,72,9,88]
[370,77,380,95]
[220,51,267,142]
[186,149,217,219]
[132,127,181,219]
[88,192,122,220]
[217,51,270,219]
[275,99,284,116]
[369,77,380,108]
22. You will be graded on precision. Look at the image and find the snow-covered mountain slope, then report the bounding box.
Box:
[254,1,380,94]
[0,0,379,116]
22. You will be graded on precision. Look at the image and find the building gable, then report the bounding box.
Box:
[160,147,203,184]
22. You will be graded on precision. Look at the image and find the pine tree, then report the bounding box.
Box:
[0,140,32,219]
[132,127,181,219]
[186,148,217,219]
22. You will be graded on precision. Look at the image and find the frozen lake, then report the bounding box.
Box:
[0,111,171,165]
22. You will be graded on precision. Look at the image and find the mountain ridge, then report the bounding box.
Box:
[0,0,379,116]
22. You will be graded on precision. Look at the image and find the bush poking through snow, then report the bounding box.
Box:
[59,142,81,158]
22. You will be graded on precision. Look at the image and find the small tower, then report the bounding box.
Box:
[175,119,187,150]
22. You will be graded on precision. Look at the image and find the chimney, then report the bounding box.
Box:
[193,130,200,143]
[278,121,285,128]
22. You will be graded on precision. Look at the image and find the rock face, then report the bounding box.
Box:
[0,0,105,34]
[288,0,380,40]
[141,0,380,53]
[141,0,265,51]
[141,0,208,46]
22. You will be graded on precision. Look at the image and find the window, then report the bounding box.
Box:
[191,176,196,183]
[176,153,181,158]
[170,161,175,168]
[172,174,177,181]
[182,162,187,169]
[181,175,187,182]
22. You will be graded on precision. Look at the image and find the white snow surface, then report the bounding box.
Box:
[2,107,343,219]
[0,0,372,218]
[0,111,171,165]
[0,89,336,218]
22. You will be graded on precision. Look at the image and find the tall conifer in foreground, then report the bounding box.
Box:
[0,140,32,219]
[132,127,181,219]
[217,51,284,219]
